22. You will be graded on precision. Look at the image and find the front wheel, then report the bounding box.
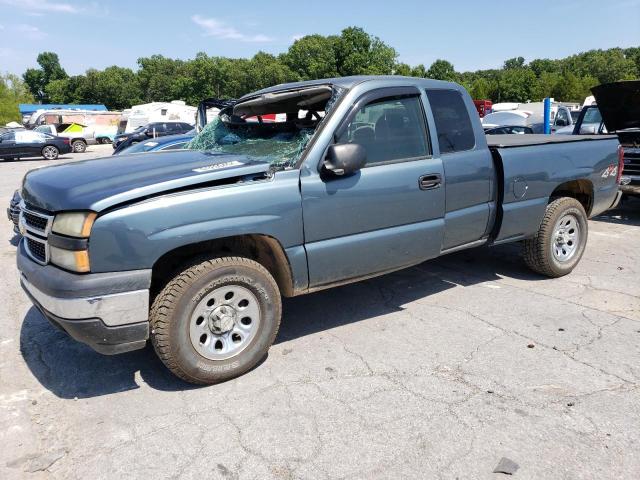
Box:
[41,146,59,160]
[150,256,282,384]
[523,197,588,277]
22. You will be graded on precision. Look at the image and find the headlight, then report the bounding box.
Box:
[52,212,96,237]
[50,246,91,273]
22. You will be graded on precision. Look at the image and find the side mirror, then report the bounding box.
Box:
[323,143,366,177]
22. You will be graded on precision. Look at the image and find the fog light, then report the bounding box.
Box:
[50,246,90,273]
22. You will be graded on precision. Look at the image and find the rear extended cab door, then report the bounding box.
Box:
[424,88,497,251]
[299,82,446,288]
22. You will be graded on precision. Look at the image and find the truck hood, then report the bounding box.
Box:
[22,150,271,212]
[591,81,640,133]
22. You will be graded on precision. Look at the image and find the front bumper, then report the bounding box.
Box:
[18,242,152,355]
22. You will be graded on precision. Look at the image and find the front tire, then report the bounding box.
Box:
[523,197,588,277]
[150,256,282,384]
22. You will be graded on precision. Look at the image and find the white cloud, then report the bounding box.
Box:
[15,24,47,40]
[0,0,79,14]
[192,15,273,43]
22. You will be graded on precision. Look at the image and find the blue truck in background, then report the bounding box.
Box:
[16,76,624,384]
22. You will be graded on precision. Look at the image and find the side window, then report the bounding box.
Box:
[1,132,16,141]
[555,108,570,127]
[426,89,475,154]
[337,96,429,167]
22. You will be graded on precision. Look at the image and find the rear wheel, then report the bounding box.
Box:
[72,140,87,153]
[523,197,588,277]
[150,256,282,384]
[42,146,59,160]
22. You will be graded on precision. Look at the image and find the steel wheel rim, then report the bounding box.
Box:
[74,142,84,152]
[43,146,57,159]
[552,213,580,262]
[189,284,261,360]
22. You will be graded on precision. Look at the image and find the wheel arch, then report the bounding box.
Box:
[151,234,296,299]
[549,179,594,216]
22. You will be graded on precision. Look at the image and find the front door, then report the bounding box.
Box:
[301,88,445,288]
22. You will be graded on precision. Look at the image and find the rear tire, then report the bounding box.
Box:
[523,197,588,277]
[41,146,59,160]
[72,140,87,153]
[150,256,282,384]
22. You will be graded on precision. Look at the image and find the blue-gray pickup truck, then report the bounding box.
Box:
[17,76,623,384]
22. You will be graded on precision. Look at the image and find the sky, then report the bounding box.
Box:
[0,0,639,77]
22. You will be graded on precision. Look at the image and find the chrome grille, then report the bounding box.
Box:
[20,205,53,265]
[624,149,640,177]
[26,237,47,263]
[23,211,49,232]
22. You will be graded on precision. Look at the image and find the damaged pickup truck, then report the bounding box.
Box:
[17,76,624,384]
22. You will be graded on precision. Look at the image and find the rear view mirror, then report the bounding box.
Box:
[323,143,366,177]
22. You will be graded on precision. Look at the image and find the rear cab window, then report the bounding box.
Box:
[425,89,476,154]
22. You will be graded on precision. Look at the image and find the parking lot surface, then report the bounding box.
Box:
[1,146,639,479]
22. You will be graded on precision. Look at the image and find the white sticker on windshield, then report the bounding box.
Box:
[193,160,244,173]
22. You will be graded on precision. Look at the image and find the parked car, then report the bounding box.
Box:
[7,189,21,234]
[483,102,574,133]
[17,76,623,384]
[34,123,93,153]
[112,122,194,153]
[591,80,640,198]
[0,130,72,160]
[113,132,195,155]
[484,125,533,135]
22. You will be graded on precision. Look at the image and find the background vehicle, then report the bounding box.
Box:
[484,125,533,135]
[0,130,71,160]
[26,109,120,144]
[473,99,493,118]
[17,76,622,384]
[592,80,640,198]
[483,102,574,133]
[34,123,92,153]
[112,122,194,153]
[121,101,197,133]
[113,132,195,155]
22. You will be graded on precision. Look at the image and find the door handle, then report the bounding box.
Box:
[419,174,441,190]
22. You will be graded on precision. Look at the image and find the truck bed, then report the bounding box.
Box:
[487,134,618,148]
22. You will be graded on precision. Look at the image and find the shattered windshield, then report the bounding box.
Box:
[188,85,344,169]
[188,116,315,169]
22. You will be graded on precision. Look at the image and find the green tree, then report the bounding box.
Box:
[334,27,396,76]
[22,52,67,102]
[426,59,457,81]
[0,73,35,124]
[504,57,525,70]
[283,34,338,80]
